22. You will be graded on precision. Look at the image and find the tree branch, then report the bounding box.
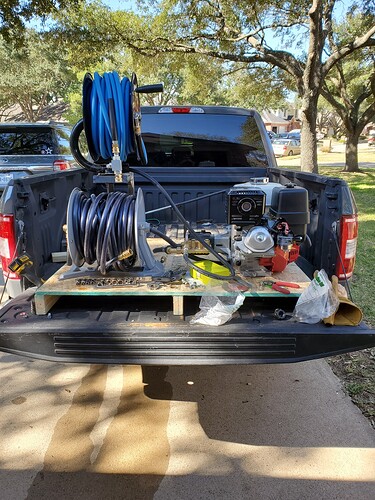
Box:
[357,101,375,131]
[323,25,375,77]
[245,36,304,81]
[320,85,347,117]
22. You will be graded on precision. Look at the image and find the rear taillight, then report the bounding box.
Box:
[172,107,191,113]
[0,214,20,280]
[53,159,70,170]
[337,215,358,279]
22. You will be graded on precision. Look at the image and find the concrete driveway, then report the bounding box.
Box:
[0,355,374,499]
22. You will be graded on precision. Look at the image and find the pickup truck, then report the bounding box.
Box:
[0,122,74,195]
[0,105,374,365]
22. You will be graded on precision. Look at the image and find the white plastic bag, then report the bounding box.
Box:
[190,294,245,326]
[293,269,339,324]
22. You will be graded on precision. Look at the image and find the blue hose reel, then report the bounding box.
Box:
[70,71,163,172]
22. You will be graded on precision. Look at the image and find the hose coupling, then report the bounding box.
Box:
[118,249,134,260]
[111,141,122,182]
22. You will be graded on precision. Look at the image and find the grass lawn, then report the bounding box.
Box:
[317,149,375,165]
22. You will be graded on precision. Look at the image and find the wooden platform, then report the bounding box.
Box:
[34,258,310,316]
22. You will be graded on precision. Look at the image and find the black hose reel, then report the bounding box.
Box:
[64,71,165,277]
[66,187,164,277]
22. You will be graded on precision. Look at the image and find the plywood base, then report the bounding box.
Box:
[34,259,310,316]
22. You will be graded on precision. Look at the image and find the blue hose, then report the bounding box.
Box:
[88,71,135,162]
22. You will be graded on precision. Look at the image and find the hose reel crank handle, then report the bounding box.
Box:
[135,83,164,94]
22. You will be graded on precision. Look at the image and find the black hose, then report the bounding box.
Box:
[70,119,104,172]
[149,227,179,248]
[68,190,137,274]
[145,189,227,215]
[131,167,236,281]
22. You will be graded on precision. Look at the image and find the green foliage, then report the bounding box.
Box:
[224,65,289,111]
[0,0,80,42]
[321,9,375,170]
[323,52,374,116]
[335,3,375,44]
[49,0,375,173]
[49,1,289,111]
[0,30,78,122]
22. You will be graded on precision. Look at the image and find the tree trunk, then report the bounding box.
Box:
[300,93,319,173]
[344,129,362,172]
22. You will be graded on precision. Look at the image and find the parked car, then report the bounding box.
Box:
[368,134,375,147]
[0,122,76,194]
[272,138,301,156]
[272,133,288,139]
[267,131,277,140]
[287,130,301,138]
[272,132,301,142]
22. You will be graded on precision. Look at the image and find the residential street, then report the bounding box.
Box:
[0,354,374,500]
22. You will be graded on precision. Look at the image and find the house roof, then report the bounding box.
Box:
[261,110,289,125]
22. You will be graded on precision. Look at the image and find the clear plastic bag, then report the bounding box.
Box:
[190,294,245,326]
[293,269,340,324]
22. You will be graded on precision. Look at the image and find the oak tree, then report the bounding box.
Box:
[117,0,375,172]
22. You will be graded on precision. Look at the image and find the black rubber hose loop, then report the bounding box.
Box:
[131,167,236,280]
[70,119,104,172]
[68,190,138,274]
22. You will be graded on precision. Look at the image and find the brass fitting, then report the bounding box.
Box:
[118,249,134,260]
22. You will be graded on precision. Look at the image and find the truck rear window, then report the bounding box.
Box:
[134,113,269,168]
[0,127,56,155]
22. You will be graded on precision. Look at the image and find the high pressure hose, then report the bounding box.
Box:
[70,71,162,169]
[89,71,134,162]
[130,167,236,281]
[68,188,137,274]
